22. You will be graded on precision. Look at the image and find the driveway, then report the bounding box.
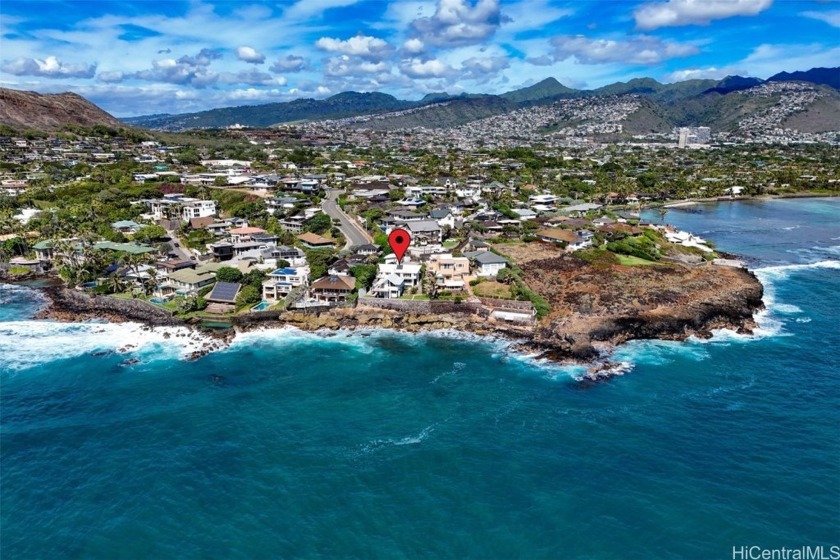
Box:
[321,189,373,248]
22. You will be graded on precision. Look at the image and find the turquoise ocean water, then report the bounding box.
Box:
[1,198,838,559]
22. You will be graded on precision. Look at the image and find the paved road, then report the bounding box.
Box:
[161,221,194,261]
[321,189,373,248]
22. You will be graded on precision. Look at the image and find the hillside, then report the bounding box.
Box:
[501,78,578,103]
[346,96,516,130]
[123,92,414,130]
[115,66,839,132]
[768,67,840,89]
[0,88,125,132]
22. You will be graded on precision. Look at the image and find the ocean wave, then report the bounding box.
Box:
[359,423,435,455]
[0,320,220,373]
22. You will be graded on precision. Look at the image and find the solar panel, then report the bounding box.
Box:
[209,282,241,303]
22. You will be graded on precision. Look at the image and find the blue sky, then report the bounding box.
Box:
[1,0,838,117]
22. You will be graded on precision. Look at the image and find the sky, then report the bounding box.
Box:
[0,0,838,117]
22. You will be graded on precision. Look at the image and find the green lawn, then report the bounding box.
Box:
[472,281,513,299]
[442,239,459,249]
[7,266,32,275]
[615,254,661,266]
[399,293,430,300]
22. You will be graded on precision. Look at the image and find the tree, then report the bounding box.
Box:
[133,225,167,244]
[216,266,243,283]
[213,176,227,187]
[496,268,515,285]
[107,274,126,294]
[306,213,331,234]
[235,285,261,307]
[350,264,377,290]
[303,248,334,279]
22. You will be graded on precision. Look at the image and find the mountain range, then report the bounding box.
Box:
[117,67,839,132]
[0,67,837,135]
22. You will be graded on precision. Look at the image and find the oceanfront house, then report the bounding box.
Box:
[297,232,335,250]
[369,274,405,299]
[32,240,55,261]
[111,220,143,234]
[471,251,508,278]
[311,275,355,304]
[405,220,442,246]
[164,262,223,295]
[262,267,309,301]
[205,281,241,314]
[375,260,422,289]
[427,253,470,291]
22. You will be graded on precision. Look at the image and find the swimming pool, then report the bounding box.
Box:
[251,300,271,311]
[150,298,167,304]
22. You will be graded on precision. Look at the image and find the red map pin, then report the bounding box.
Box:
[388,228,411,264]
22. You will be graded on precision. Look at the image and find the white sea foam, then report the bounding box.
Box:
[359,424,435,454]
[0,320,220,372]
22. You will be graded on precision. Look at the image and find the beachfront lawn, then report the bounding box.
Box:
[7,266,32,275]
[400,293,430,300]
[615,254,661,266]
[472,281,513,299]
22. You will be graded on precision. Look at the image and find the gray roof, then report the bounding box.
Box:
[473,252,507,265]
[407,220,441,232]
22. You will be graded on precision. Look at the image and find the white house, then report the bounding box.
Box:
[472,252,507,277]
[262,267,309,301]
[369,274,404,299]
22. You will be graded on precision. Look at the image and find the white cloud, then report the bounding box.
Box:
[550,35,699,65]
[269,55,307,73]
[315,35,392,61]
[801,9,840,28]
[410,0,508,47]
[400,58,454,78]
[500,0,573,34]
[664,66,744,82]
[402,38,426,54]
[324,55,391,77]
[97,70,125,83]
[218,69,286,86]
[283,0,359,20]
[236,46,265,64]
[635,0,773,30]
[130,49,222,87]
[460,55,510,80]
[1,56,96,78]
[739,42,840,77]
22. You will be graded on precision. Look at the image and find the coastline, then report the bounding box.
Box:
[659,192,839,208]
[24,264,765,379]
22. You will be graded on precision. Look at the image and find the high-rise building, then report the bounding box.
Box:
[675,126,710,147]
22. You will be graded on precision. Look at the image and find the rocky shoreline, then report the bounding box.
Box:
[28,263,765,380]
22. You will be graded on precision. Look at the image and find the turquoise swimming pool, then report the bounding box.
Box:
[251,300,271,311]
[150,298,167,304]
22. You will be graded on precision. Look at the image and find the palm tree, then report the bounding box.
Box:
[142,267,158,297]
[108,274,126,294]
